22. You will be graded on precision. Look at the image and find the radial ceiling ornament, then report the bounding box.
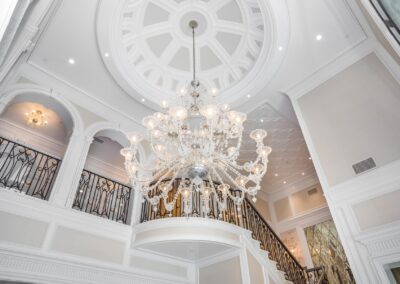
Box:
[121,21,272,216]
[96,0,291,107]
[120,0,264,91]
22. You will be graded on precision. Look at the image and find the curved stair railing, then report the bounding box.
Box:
[140,179,326,284]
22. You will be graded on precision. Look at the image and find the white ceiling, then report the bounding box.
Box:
[26,0,367,197]
[242,102,319,195]
[99,0,265,99]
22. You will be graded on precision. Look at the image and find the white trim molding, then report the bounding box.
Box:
[0,245,187,284]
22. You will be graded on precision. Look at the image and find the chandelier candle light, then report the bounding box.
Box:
[121,21,272,216]
[25,110,48,127]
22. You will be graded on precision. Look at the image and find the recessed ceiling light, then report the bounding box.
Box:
[278,46,283,51]
[104,52,110,57]
[141,98,145,103]
[260,119,264,123]
[283,181,287,184]
[246,94,251,98]
[274,173,278,177]
[316,34,323,41]
[68,58,75,65]
[302,172,305,176]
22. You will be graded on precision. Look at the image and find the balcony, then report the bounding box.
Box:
[140,180,328,284]
[0,136,61,200]
[0,134,329,284]
[73,169,132,224]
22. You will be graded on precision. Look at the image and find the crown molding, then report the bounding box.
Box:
[285,39,372,100]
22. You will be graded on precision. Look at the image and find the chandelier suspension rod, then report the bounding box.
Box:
[190,20,197,82]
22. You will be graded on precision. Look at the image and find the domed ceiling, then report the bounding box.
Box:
[97,0,288,107]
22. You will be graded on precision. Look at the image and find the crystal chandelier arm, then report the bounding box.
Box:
[145,162,182,192]
[160,169,184,210]
[211,166,244,202]
[207,171,228,209]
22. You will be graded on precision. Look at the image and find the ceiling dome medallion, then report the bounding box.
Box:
[97,0,289,106]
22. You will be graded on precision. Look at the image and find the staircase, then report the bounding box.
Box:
[141,183,328,284]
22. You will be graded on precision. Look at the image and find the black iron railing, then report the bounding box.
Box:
[73,170,132,224]
[0,136,61,200]
[370,0,400,44]
[140,179,325,284]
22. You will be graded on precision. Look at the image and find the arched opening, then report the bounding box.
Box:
[72,129,134,224]
[0,92,75,200]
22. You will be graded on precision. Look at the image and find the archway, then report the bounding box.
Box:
[0,86,82,200]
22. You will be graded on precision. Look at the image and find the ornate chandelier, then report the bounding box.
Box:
[121,21,271,216]
[25,109,48,127]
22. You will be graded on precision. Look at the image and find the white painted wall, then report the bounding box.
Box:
[298,53,400,186]
[199,256,242,284]
[290,52,400,284]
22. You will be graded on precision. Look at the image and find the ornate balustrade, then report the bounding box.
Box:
[305,266,328,284]
[0,136,61,200]
[73,170,132,224]
[370,0,400,44]
[140,179,325,284]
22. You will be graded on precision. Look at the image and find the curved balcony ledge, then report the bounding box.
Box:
[132,218,253,263]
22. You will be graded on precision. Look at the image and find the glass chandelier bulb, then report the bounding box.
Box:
[169,106,188,121]
[142,115,159,130]
[154,112,165,120]
[228,111,246,124]
[211,88,219,97]
[217,184,229,194]
[235,176,248,187]
[152,129,163,139]
[120,148,133,159]
[154,144,166,153]
[252,164,264,175]
[179,88,187,96]
[204,187,212,196]
[161,100,169,109]
[227,147,236,156]
[126,132,143,144]
[257,146,272,157]
[200,104,219,119]
[250,129,267,142]
[221,104,230,112]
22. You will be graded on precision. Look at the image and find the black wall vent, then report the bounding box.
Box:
[352,157,376,175]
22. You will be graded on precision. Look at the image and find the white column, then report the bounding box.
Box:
[129,171,152,226]
[296,226,314,268]
[129,189,143,226]
[50,132,92,207]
